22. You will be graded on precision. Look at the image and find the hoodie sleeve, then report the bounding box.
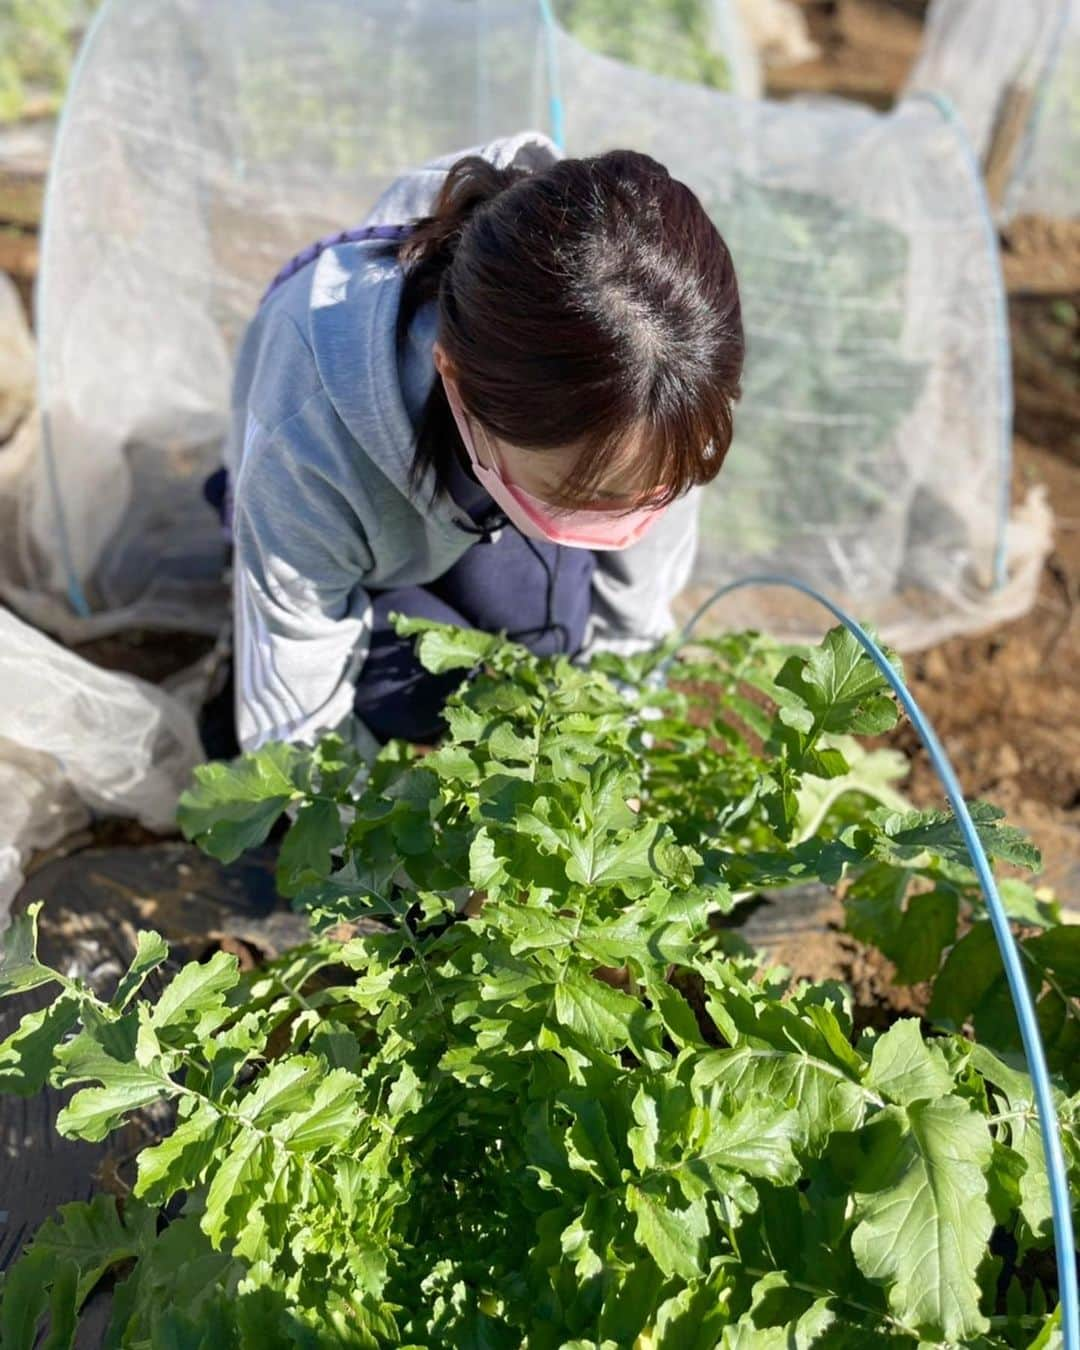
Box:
[581,487,702,658]
[232,405,379,756]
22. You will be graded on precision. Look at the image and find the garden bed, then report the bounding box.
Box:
[3,614,1076,1345]
[1,4,1077,1338]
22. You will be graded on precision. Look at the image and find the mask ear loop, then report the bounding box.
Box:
[467,411,504,479]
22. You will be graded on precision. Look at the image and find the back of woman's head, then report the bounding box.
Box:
[395,148,744,510]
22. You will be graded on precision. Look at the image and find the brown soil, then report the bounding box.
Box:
[1010,295,1080,458]
[766,0,927,108]
[72,628,216,685]
[736,889,932,1030]
[1003,217,1080,296]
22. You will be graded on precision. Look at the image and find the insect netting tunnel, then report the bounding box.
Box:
[906,0,1080,222]
[0,0,1051,652]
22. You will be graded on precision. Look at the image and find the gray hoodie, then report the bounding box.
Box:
[227,131,702,756]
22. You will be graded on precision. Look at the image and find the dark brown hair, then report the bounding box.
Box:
[389,149,743,512]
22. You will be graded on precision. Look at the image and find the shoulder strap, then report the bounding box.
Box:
[259,223,410,305]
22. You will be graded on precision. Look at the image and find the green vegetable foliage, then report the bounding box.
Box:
[0,620,1074,1348]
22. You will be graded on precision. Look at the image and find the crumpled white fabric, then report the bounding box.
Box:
[0,605,205,923]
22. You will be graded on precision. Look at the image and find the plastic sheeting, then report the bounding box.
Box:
[6,0,1051,655]
[906,0,1079,221]
[0,605,205,920]
[1007,1,1080,221]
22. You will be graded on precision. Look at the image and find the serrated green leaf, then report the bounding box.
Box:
[280,1068,362,1151]
[871,800,1041,872]
[41,1259,78,1350]
[1024,925,1080,997]
[800,745,851,780]
[112,930,171,1009]
[387,1061,424,1117]
[625,1183,708,1281]
[553,969,657,1059]
[484,719,536,763]
[0,901,59,997]
[151,951,240,1036]
[844,862,907,951]
[392,616,507,673]
[55,1071,171,1142]
[134,1101,228,1205]
[507,908,579,955]
[0,1196,154,1350]
[928,921,1001,1031]
[778,704,815,735]
[277,798,345,896]
[986,1138,1027,1227]
[178,743,302,863]
[893,889,959,985]
[694,1046,867,1153]
[202,1133,276,1249]
[652,1270,734,1350]
[309,1018,364,1073]
[628,1084,660,1171]
[566,1095,623,1186]
[0,1247,52,1350]
[970,1045,1057,1246]
[238,1057,322,1126]
[566,820,664,887]
[720,1270,837,1348]
[52,1030,175,1141]
[645,978,707,1048]
[852,1098,993,1340]
[775,626,899,740]
[677,1095,803,1192]
[467,826,507,891]
[421,743,483,783]
[0,992,80,1096]
[998,879,1060,929]
[866,1019,954,1106]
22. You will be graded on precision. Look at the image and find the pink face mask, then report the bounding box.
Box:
[442,375,669,552]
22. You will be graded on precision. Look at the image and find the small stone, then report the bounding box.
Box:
[996,744,1022,778]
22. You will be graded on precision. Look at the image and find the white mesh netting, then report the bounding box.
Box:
[6,0,1048,647]
[553,0,761,97]
[906,0,1080,221]
[0,254,203,922]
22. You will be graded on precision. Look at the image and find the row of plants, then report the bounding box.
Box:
[0,617,1076,1347]
[553,0,733,88]
[0,0,98,123]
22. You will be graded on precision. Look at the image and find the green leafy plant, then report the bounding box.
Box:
[0,620,1075,1347]
[555,0,733,89]
[0,0,98,123]
[843,856,1080,1094]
